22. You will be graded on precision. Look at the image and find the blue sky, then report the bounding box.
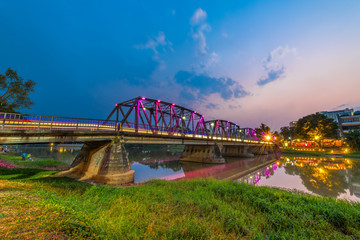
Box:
[1,0,360,129]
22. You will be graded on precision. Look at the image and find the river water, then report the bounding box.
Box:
[9,144,360,202]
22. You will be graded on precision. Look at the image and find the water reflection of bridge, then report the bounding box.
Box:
[240,156,360,201]
[0,96,276,185]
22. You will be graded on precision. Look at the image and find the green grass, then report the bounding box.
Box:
[345,152,360,159]
[1,167,360,239]
[281,148,332,156]
[0,153,69,169]
[281,148,360,159]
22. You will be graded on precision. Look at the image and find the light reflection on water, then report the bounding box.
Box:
[240,156,360,202]
[130,148,360,202]
[128,147,276,183]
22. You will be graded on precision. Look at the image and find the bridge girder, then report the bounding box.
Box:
[106,97,206,136]
[204,120,240,138]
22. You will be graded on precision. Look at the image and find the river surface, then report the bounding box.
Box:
[10,144,360,202]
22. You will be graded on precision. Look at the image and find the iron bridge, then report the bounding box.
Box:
[0,96,268,145]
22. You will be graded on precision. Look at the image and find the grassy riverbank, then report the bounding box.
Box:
[281,148,360,159]
[0,154,69,169]
[1,167,360,239]
[281,148,328,156]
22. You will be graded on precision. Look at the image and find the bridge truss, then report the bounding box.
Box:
[106,97,206,136]
[204,120,257,140]
[0,96,259,141]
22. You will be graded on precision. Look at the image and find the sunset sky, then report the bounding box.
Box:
[1,0,359,130]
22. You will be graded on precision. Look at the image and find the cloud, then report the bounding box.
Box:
[190,8,211,55]
[135,31,172,60]
[175,70,250,101]
[331,104,348,110]
[228,104,242,109]
[205,103,219,109]
[116,31,173,87]
[191,8,207,25]
[207,52,219,66]
[257,66,285,86]
[263,45,296,70]
[258,45,296,86]
[189,8,219,72]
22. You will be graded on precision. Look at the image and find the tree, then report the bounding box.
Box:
[255,123,270,139]
[294,113,338,143]
[280,126,295,140]
[0,68,36,112]
[344,130,360,152]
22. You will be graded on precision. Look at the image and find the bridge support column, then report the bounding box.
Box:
[180,144,225,164]
[222,145,254,158]
[58,141,134,185]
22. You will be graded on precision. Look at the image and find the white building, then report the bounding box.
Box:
[319,108,354,123]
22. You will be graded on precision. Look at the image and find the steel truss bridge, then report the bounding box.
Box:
[0,96,266,145]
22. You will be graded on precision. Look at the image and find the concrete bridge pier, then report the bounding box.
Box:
[57,141,134,185]
[180,144,225,164]
[222,145,254,158]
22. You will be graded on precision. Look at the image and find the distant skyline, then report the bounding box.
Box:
[1,0,360,130]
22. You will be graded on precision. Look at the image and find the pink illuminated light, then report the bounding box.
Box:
[141,97,146,100]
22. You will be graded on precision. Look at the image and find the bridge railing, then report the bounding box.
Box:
[0,112,117,132]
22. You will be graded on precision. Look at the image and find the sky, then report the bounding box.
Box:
[1,0,360,130]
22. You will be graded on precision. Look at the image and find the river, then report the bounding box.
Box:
[9,144,360,202]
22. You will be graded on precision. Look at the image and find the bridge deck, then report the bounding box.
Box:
[0,112,270,146]
[0,129,269,145]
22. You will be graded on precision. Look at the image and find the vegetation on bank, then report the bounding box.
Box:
[1,167,360,239]
[0,154,69,169]
[280,148,329,156]
[346,152,360,159]
[280,148,360,158]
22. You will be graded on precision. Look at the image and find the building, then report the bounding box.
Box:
[319,108,354,123]
[339,111,360,137]
[289,121,297,128]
